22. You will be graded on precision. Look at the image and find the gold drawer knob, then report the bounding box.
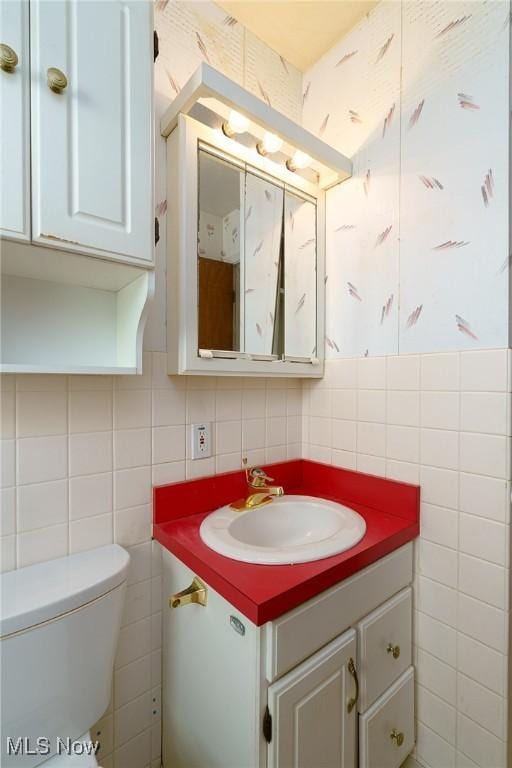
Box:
[0,43,18,73]
[390,729,404,747]
[387,643,400,659]
[47,66,68,93]
[169,577,207,608]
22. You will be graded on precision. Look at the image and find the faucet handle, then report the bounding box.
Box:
[247,467,274,487]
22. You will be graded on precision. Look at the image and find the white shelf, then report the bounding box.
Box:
[1,240,154,375]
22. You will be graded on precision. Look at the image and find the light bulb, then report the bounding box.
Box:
[286,150,312,172]
[222,110,249,137]
[256,132,283,156]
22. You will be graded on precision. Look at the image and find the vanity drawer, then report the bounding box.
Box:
[357,587,412,711]
[359,667,414,768]
[265,544,413,681]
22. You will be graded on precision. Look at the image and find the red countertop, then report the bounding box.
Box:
[153,459,420,626]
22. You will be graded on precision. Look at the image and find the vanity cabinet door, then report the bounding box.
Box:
[267,628,357,768]
[30,0,153,265]
[0,0,30,241]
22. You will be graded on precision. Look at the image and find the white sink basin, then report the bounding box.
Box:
[199,494,367,565]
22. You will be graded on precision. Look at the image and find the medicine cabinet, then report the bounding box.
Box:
[163,65,351,377]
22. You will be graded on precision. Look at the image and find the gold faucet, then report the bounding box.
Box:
[230,468,284,512]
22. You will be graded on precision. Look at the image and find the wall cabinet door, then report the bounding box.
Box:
[267,628,357,768]
[0,0,30,240]
[30,0,153,265]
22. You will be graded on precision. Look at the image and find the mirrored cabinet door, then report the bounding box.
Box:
[197,150,243,352]
[244,172,284,357]
[172,115,324,376]
[284,192,317,358]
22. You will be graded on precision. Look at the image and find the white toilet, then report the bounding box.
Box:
[0,545,130,767]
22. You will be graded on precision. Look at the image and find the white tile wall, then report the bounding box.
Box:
[0,354,301,767]
[302,350,512,768]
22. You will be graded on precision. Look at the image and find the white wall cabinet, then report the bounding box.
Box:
[0,0,31,241]
[1,0,153,266]
[30,0,153,265]
[162,543,415,768]
[0,0,154,373]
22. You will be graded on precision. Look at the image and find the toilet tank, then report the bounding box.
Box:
[0,545,130,768]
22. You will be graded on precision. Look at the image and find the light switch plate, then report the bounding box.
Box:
[190,423,211,459]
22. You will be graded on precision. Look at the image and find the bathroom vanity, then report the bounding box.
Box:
[154,460,419,768]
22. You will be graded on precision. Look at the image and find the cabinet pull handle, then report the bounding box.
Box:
[390,729,405,747]
[387,643,401,659]
[347,657,359,713]
[169,577,207,608]
[47,67,68,93]
[0,44,18,73]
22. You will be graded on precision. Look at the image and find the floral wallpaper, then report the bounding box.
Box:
[303,0,510,357]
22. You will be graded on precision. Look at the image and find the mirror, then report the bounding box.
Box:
[197,147,317,360]
[198,150,242,352]
[284,192,317,358]
[244,172,283,356]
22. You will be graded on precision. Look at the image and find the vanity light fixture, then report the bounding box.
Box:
[222,109,250,138]
[286,150,312,172]
[256,131,283,156]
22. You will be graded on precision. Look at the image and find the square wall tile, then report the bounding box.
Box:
[459,514,506,566]
[17,391,67,437]
[70,513,113,554]
[115,467,151,510]
[17,435,67,485]
[457,594,506,653]
[69,431,113,477]
[420,465,458,510]
[386,355,420,390]
[459,433,508,479]
[420,392,459,431]
[460,350,508,392]
[420,429,458,470]
[114,429,151,470]
[357,389,386,423]
[70,472,113,520]
[459,473,508,523]
[386,390,420,426]
[460,393,508,435]
[17,523,68,567]
[357,357,386,389]
[115,505,152,547]
[114,390,151,430]
[456,633,505,697]
[458,553,505,609]
[152,388,186,427]
[421,353,459,391]
[357,422,385,456]
[17,479,68,532]
[331,389,357,420]
[152,426,185,465]
[69,391,112,433]
[215,420,241,455]
[216,389,242,421]
[386,426,419,463]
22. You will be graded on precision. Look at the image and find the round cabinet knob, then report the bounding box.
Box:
[387,642,400,659]
[47,66,68,93]
[0,43,18,73]
[390,729,405,747]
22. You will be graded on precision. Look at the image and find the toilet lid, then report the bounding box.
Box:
[0,544,130,637]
